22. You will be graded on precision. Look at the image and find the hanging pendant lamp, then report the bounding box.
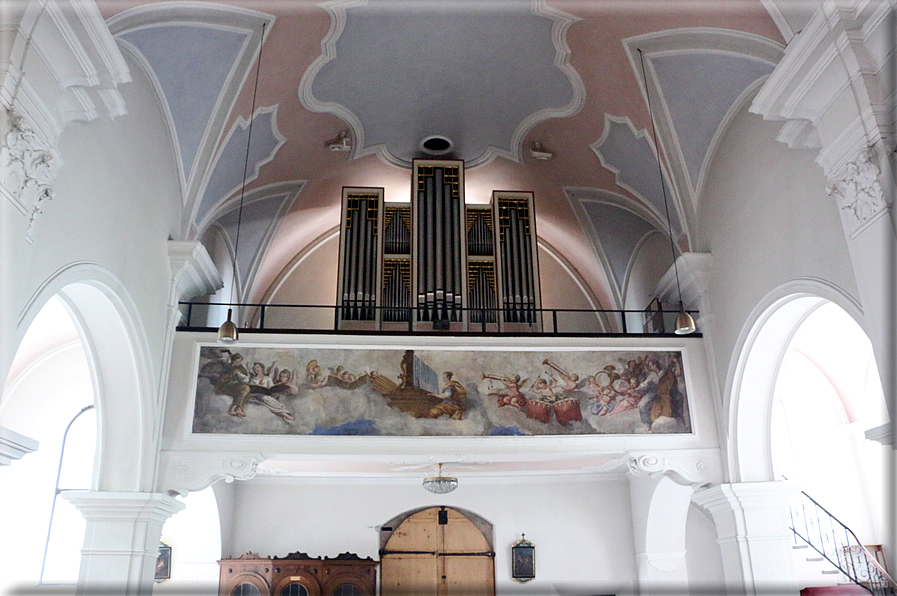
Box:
[422,463,458,494]
[217,23,266,344]
[638,48,695,335]
[217,308,239,343]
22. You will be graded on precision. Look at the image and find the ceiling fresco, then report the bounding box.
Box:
[103,0,784,311]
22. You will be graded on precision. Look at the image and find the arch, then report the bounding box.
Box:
[16,263,156,492]
[380,506,495,596]
[726,278,864,482]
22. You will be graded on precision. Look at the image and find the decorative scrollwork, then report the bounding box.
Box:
[1,110,61,241]
[826,148,887,234]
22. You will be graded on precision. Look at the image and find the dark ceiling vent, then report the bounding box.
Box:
[420,135,453,155]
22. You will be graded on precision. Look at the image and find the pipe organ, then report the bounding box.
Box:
[337,160,541,331]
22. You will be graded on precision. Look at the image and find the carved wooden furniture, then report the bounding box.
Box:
[218,551,378,596]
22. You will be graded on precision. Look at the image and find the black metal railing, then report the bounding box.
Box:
[176,301,700,336]
[789,490,896,595]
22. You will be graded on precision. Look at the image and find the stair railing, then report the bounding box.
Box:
[789,490,896,595]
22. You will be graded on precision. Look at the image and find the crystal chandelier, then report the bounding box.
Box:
[422,463,458,494]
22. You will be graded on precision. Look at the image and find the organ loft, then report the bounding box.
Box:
[337,159,541,332]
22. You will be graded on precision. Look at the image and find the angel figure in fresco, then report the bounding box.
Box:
[482,372,528,409]
[530,377,560,403]
[542,359,583,392]
[248,362,275,393]
[215,353,251,417]
[426,371,467,420]
[584,374,616,416]
[304,360,327,388]
[269,367,301,396]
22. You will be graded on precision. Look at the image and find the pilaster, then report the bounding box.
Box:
[691,481,801,596]
[627,450,722,594]
[64,491,185,595]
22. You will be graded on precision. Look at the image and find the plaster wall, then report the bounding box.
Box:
[226,477,638,596]
[1,50,183,396]
[696,105,860,415]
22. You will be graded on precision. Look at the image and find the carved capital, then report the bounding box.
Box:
[1,109,61,241]
[826,148,887,235]
[157,451,266,495]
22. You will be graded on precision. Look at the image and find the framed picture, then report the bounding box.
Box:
[511,535,534,583]
[155,541,171,583]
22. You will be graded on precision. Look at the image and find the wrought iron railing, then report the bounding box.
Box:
[789,490,895,595]
[176,301,700,336]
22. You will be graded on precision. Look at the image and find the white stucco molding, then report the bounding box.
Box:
[826,147,889,237]
[0,109,62,241]
[168,241,223,302]
[627,448,722,486]
[1,0,130,146]
[157,451,266,496]
[750,0,894,171]
[652,252,712,312]
[0,425,38,466]
[864,422,893,447]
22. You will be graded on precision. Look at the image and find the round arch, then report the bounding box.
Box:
[15,263,156,492]
[726,278,864,482]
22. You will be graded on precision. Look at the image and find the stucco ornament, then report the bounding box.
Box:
[627,450,719,486]
[0,110,62,242]
[826,148,886,234]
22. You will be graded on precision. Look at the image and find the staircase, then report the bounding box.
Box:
[789,491,895,596]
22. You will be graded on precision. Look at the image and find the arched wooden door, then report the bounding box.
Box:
[380,507,495,596]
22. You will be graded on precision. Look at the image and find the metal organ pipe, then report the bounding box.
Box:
[426,175,435,318]
[451,190,461,319]
[433,171,443,319]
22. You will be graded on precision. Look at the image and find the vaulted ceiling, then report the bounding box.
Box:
[101,0,785,309]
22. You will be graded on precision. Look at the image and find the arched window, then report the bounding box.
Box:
[0,296,96,590]
[770,301,887,543]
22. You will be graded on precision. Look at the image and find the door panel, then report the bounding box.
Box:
[382,508,494,596]
[381,554,438,596]
[443,556,495,596]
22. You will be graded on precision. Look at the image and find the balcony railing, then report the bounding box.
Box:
[176,301,700,337]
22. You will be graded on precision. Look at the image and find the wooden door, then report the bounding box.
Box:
[381,508,494,596]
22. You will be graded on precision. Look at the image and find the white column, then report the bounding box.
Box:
[691,481,800,596]
[0,425,37,466]
[65,491,185,596]
[629,474,693,593]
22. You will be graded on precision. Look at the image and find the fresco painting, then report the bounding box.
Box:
[192,346,691,436]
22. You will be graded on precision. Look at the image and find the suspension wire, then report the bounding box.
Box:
[637,48,685,308]
[230,22,267,311]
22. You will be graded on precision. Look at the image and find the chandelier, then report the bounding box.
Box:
[422,463,458,494]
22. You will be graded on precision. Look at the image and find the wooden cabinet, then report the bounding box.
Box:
[219,552,378,596]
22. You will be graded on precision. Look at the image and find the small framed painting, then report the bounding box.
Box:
[511,535,535,583]
[155,541,171,583]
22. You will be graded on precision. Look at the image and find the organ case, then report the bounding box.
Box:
[335,162,540,331]
[337,188,383,330]
[493,191,540,330]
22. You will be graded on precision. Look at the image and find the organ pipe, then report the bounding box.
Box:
[337,189,382,325]
[337,166,539,331]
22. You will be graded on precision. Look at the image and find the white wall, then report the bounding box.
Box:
[2,48,183,401]
[227,477,637,596]
[696,104,860,410]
